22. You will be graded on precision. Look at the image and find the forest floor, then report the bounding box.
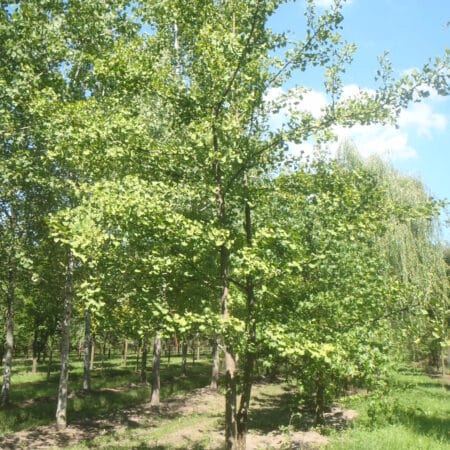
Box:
[0,381,356,449]
[0,357,448,449]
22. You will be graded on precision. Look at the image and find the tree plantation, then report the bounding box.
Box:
[0,1,449,449]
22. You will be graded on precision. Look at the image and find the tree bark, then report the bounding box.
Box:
[210,333,220,391]
[122,339,128,367]
[196,333,200,361]
[236,176,257,448]
[46,336,54,381]
[215,154,238,450]
[136,339,141,371]
[90,335,95,370]
[166,338,171,365]
[55,251,74,429]
[447,345,450,369]
[181,339,188,376]
[101,334,106,368]
[141,332,149,384]
[0,343,4,367]
[150,331,162,407]
[32,329,39,374]
[83,309,91,392]
[315,378,325,426]
[1,261,15,407]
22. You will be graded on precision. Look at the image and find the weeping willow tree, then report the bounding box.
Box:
[338,143,449,371]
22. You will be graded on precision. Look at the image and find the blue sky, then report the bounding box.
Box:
[269,0,450,242]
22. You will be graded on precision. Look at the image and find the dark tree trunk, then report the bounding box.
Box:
[315,379,325,426]
[101,334,107,368]
[150,331,162,407]
[46,336,54,381]
[1,261,15,407]
[122,339,128,367]
[196,333,200,361]
[166,338,171,365]
[181,339,188,376]
[136,339,141,371]
[55,252,74,429]
[215,154,238,450]
[236,179,257,448]
[32,330,39,374]
[0,343,4,367]
[90,335,95,370]
[83,309,91,392]
[141,332,149,384]
[210,333,220,391]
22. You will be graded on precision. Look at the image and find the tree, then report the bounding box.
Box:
[1,0,448,446]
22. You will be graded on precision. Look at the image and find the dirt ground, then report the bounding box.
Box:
[0,384,358,449]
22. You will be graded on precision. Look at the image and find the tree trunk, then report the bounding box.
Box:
[210,333,220,390]
[0,343,4,367]
[181,339,188,376]
[196,333,200,361]
[447,345,450,369]
[150,331,162,407]
[55,252,74,429]
[1,261,15,407]
[122,339,128,367]
[136,339,141,371]
[315,379,325,426]
[32,330,39,374]
[37,339,43,362]
[224,344,238,450]
[166,338,171,365]
[215,154,238,449]
[47,337,54,381]
[236,178,257,448]
[101,334,106,368]
[141,332,149,384]
[90,335,95,370]
[83,309,91,392]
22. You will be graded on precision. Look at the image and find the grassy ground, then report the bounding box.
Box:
[325,368,450,450]
[0,354,448,449]
[0,352,210,436]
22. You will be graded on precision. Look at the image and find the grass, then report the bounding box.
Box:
[0,352,211,437]
[1,354,449,449]
[325,370,450,450]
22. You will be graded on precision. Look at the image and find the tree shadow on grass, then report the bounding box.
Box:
[399,411,450,443]
[415,382,450,391]
[133,443,222,450]
[0,421,117,450]
[248,390,297,433]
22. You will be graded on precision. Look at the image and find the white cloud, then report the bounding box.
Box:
[294,90,328,118]
[288,125,417,162]
[265,87,328,129]
[398,103,447,138]
[333,124,417,160]
[341,84,376,100]
[314,0,353,8]
[264,87,284,103]
[267,84,448,163]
